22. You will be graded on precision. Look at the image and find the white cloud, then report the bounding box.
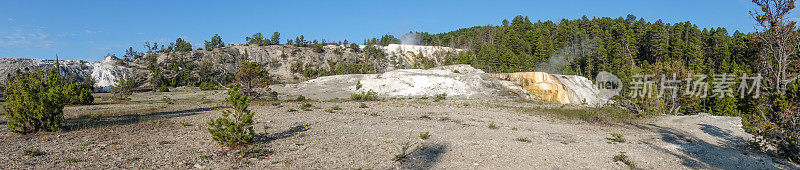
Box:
[7,18,12,22]
[0,25,56,49]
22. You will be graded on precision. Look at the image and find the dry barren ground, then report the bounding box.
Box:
[0,89,797,169]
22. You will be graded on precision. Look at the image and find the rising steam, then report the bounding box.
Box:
[535,37,595,75]
[400,33,421,45]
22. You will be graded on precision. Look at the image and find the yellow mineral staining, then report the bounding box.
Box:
[493,72,571,104]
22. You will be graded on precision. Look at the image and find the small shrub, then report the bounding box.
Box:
[162,96,175,104]
[355,81,362,90]
[332,105,342,110]
[351,90,378,101]
[391,140,412,162]
[62,82,94,105]
[488,122,499,130]
[515,137,532,143]
[3,70,65,133]
[66,158,80,163]
[433,93,447,102]
[613,152,635,168]
[199,82,218,91]
[287,108,298,112]
[23,148,45,156]
[324,108,335,113]
[511,127,518,131]
[419,131,430,140]
[110,75,136,100]
[180,121,192,127]
[158,85,170,92]
[611,133,626,143]
[300,102,313,111]
[206,86,256,148]
[295,95,306,102]
[390,132,429,162]
[359,103,368,108]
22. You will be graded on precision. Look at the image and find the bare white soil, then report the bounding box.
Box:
[0,90,796,169]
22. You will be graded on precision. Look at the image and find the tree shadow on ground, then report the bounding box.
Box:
[242,124,308,159]
[400,143,448,170]
[254,124,309,144]
[698,124,741,143]
[63,105,229,131]
[633,123,797,169]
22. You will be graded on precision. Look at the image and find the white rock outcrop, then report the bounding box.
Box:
[0,55,131,92]
[273,65,510,100]
[274,64,611,106]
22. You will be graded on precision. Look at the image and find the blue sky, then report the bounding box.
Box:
[1,0,759,61]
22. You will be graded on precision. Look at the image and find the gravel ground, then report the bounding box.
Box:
[0,90,797,169]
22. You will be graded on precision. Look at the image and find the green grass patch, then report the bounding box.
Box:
[515,104,640,124]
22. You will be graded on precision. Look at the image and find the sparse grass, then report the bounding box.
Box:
[359,103,368,108]
[390,140,412,162]
[611,133,626,143]
[433,93,447,102]
[325,105,343,113]
[287,108,298,112]
[126,157,141,162]
[613,152,635,168]
[511,127,518,131]
[162,96,175,104]
[295,95,306,102]
[66,158,81,163]
[242,142,271,159]
[488,122,499,130]
[179,121,192,127]
[79,142,93,146]
[301,102,313,111]
[78,112,102,123]
[23,148,45,156]
[389,132,429,162]
[419,132,430,140]
[515,137,532,143]
[419,115,431,119]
